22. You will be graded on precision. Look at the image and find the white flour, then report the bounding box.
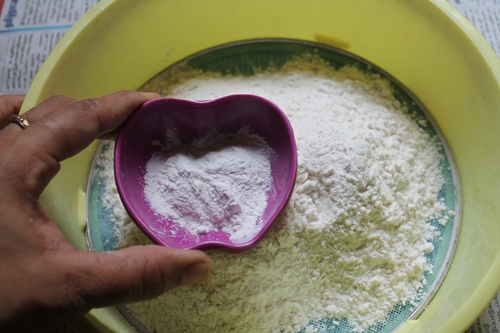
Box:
[98,56,452,332]
[144,129,273,243]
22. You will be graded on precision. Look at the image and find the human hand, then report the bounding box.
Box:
[0,91,211,333]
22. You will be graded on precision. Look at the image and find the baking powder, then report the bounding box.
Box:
[144,128,273,244]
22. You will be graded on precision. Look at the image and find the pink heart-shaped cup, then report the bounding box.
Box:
[114,94,297,253]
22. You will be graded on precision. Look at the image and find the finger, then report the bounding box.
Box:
[0,95,76,141]
[8,91,159,198]
[22,95,77,122]
[74,246,211,308]
[24,91,159,158]
[0,95,24,129]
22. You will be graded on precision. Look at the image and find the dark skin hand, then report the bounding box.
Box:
[0,91,212,333]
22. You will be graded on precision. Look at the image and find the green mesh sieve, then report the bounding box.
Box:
[86,40,459,333]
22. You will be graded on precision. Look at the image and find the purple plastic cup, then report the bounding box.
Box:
[114,94,297,253]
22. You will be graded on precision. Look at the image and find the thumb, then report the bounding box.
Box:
[75,245,211,308]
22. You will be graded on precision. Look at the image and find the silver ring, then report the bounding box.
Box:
[9,114,30,129]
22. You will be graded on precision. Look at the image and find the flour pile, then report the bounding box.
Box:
[98,56,452,332]
[144,129,273,243]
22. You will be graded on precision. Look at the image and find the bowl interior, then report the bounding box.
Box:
[114,95,297,252]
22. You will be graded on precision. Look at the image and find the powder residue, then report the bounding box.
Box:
[98,55,452,333]
[144,129,273,243]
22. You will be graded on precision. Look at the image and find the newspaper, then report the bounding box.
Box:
[0,0,499,332]
[0,0,99,94]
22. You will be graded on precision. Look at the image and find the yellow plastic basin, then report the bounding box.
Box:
[22,0,500,332]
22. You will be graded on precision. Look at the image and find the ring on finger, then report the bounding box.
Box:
[9,114,30,129]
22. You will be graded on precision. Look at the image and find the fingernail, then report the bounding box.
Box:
[140,92,161,99]
[181,260,211,286]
